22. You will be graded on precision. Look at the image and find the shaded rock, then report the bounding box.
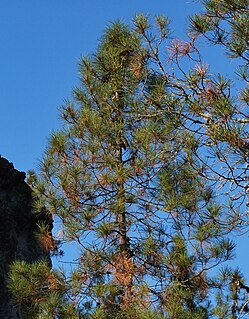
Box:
[0,156,52,318]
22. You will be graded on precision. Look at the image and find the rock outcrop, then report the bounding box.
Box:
[0,156,51,318]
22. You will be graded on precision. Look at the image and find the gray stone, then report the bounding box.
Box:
[0,156,51,318]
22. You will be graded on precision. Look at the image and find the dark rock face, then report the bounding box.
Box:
[0,157,51,318]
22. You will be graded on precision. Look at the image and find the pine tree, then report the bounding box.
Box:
[10,15,242,319]
[9,8,249,319]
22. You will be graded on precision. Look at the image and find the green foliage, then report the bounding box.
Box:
[8,3,249,318]
[189,0,249,59]
[8,260,77,319]
[8,260,52,304]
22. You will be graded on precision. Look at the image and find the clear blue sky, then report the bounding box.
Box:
[1,0,247,281]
